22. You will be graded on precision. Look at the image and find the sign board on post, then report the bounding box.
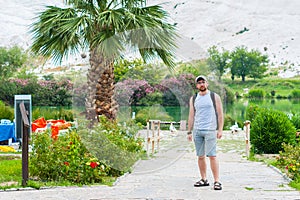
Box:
[14,95,32,142]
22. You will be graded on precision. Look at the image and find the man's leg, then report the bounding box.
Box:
[198,156,207,180]
[209,156,219,182]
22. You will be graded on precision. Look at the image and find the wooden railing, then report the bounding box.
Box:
[146,120,187,154]
[146,120,161,154]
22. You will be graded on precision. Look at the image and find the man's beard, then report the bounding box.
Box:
[200,87,207,92]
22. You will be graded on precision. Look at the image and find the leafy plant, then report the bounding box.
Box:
[247,89,265,99]
[290,89,300,99]
[138,92,163,106]
[207,45,230,80]
[250,107,296,154]
[290,112,300,130]
[157,74,195,106]
[0,46,27,80]
[230,46,268,81]
[32,107,74,121]
[115,79,155,106]
[30,130,110,184]
[78,116,144,174]
[0,101,14,121]
[30,117,144,184]
[135,105,173,126]
[276,143,300,180]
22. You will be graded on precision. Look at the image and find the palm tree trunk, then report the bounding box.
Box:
[85,48,118,124]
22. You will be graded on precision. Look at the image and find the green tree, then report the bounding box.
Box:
[247,50,268,80]
[175,59,211,78]
[0,46,27,80]
[114,59,144,83]
[30,0,177,123]
[230,46,268,82]
[207,45,230,80]
[115,58,165,85]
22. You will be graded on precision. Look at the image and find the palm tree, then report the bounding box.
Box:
[30,0,177,124]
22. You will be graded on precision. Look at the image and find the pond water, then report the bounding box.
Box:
[124,98,300,123]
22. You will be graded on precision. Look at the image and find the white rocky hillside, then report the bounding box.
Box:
[0,0,299,77]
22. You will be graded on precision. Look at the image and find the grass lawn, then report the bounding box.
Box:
[0,153,117,190]
[223,77,300,98]
[0,155,22,189]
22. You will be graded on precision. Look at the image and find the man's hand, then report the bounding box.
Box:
[187,133,193,141]
[217,130,222,139]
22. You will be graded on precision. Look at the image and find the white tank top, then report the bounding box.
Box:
[193,91,217,130]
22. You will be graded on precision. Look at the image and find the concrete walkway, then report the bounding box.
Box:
[0,130,299,200]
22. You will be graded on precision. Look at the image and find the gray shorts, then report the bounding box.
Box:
[193,129,217,157]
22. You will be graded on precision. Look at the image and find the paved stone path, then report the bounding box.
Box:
[0,130,299,200]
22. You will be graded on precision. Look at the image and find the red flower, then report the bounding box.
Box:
[64,161,70,166]
[90,162,98,169]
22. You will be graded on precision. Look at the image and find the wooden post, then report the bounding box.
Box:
[156,120,160,152]
[20,102,30,186]
[151,120,155,154]
[148,120,161,154]
[244,120,251,158]
[146,121,150,154]
[179,120,186,131]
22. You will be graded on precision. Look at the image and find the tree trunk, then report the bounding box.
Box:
[242,75,245,82]
[85,48,118,125]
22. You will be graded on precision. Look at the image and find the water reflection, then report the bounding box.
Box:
[226,98,300,122]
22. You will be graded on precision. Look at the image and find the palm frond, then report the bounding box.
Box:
[123,5,178,68]
[30,0,178,67]
[30,6,89,63]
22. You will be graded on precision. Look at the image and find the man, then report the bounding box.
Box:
[187,75,224,190]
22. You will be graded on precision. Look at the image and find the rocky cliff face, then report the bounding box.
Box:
[1,0,299,77]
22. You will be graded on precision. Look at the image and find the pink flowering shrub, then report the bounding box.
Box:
[115,74,195,106]
[115,79,155,106]
[156,74,195,106]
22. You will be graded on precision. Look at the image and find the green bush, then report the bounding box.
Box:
[0,78,72,107]
[32,107,74,121]
[248,89,264,99]
[0,46,27,80]
[0,101,14,121]
[245,104,260,122]
[250,107,296,154]
[78,116,144,174]
[223,114,235,130]
[276,143,300,180]
[0,81,20,105]
[224,86,235,104]
[30,130,108,184]
[291,89,300,99]
[290,112,300,130]
[138,92,163,106]
[30,117,144,184]
[135,105,173,126]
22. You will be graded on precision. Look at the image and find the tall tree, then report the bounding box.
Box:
[30,0,177,123]
[0,46,27,80]
[207,45,230,80]
[230,46,268,82]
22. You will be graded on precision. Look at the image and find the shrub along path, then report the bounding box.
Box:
[0,130,299,200]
